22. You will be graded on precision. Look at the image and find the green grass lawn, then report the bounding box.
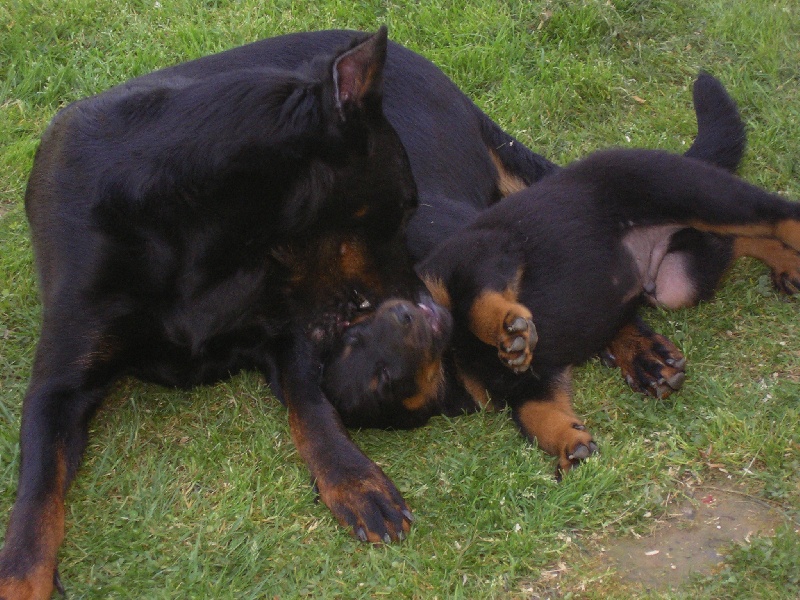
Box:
[1,0,799,598]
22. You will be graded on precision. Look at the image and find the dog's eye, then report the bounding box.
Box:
[392,305,413,326]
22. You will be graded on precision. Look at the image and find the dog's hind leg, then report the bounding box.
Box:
[510,369,597,478]
[733,236,800,294]
[0,315,118,599]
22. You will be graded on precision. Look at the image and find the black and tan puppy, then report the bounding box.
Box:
[0,28,435,598]
[324,73,800,474]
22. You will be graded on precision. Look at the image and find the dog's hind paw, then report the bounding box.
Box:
[603,319,686,399]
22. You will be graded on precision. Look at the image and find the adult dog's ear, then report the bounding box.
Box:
[332,26,388,121]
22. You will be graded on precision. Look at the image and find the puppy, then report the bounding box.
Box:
[191,30,757,397]
[323,73,800,475]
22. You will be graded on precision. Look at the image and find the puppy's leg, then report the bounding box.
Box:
[602,315,687,399]
[510,369,597,478]
[0,316,117,600]
[733,236,800,294]
[280,333,411,544]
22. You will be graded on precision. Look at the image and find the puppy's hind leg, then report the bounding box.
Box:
[733,236,800,295]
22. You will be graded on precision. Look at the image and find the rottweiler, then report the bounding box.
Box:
[0,28,440,598]
[323,73,800,475]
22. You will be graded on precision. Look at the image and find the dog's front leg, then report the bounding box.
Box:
[278,333,412,543]
[510,368,597,479]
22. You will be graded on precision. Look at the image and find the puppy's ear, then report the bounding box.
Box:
[332,26,388,121]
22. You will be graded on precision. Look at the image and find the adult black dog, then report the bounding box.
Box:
[0,28,443,598]
[322,73,800,474]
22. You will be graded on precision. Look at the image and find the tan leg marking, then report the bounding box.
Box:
[457,370,493,411]
[690,219,800,252]
[514,371,596,474]
[733,236,800,294]
[0,450,67,600]
[604,321,686,399]
[489,149,527,197]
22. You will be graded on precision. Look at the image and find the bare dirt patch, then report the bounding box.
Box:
[599,481,788,592]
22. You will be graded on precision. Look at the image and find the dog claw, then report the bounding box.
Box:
[383,533,392,544]
[568,444,592,461]
[356,528,368,542]
[402,509,414,523]
[600,350,617,368]
[54,568,65,597]
[508,354,528,367]
[667,372,686,390]
[567,440,598,463]
[666,356,687,369]
[572,423,586,431]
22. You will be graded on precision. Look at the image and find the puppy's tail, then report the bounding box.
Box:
[684,72,746,172]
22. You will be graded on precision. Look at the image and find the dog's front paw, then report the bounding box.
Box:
[498,307,538,374]
[0,568,61,600]
[315,462,412,544]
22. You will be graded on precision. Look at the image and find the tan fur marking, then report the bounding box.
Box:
[457,369,493,410]
[689,221,773,238]
[775,220,800,252]
[0,450,68,599]
[489,149,527,197]
[422,275,452,310]
[733,236,796,264]
[339,239,369,279]
[690,219,800,252]
[468,276,525,348]
[402,358,444,411]
[513,370,592,471]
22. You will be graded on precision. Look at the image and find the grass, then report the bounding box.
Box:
[1,0,799,597]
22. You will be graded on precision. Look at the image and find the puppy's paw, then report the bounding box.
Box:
[604,325,686,399]
[497,306,538,374]
[555,422,598,479]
